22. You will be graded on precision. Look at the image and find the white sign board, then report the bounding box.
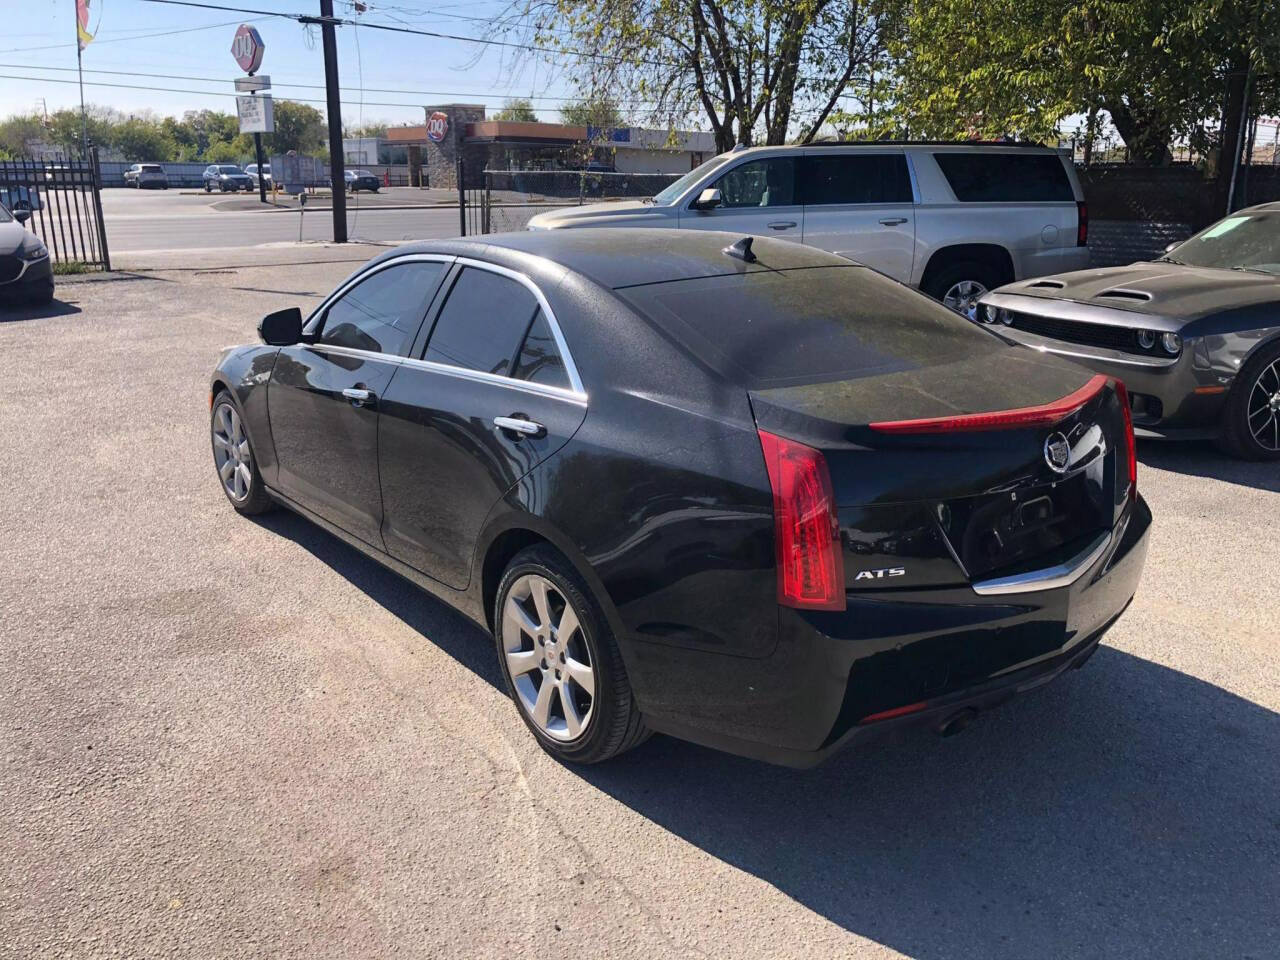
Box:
[234,74,271,93]
[236,94,274,134]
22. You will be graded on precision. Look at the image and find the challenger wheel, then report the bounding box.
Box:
[210,393,274,514]
[494,546,649,763]
[1219,341,1280,460]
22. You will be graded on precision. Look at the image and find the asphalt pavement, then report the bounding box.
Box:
[0,254,1276,959]
[96,188,462,253]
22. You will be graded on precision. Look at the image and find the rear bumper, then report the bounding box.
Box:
[640,496,1151,768]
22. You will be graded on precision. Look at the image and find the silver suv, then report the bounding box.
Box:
[528,142,1089,316]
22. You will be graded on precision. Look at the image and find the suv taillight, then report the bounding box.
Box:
[1114,380,1137,495]
[1077,200,1088,247]
[757,430,845,611]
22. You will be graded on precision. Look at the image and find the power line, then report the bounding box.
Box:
[0,16,275,55]
[0,61,661,105]
[137,0,681,67]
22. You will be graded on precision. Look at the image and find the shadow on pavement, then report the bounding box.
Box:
[255,507,1278,959]
[0,298,82,322]
[1139,439,1279,493]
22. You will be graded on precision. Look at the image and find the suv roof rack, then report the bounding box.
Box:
[803,139,1050,149]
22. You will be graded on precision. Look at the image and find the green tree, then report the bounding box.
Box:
[265,100,327,156]
[0,113,48,159]
[493,98,539,122]
[559,97,624,129]
[889,0,1279,166]
[109,115,177,161]
[347,120,389,138]
[510,0,902,150]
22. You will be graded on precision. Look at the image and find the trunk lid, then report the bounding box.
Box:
[750,350,1130,593]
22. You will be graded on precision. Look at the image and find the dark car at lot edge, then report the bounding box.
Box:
[344,169,381,192]
[203,164,254,193]
[208,229,1150,767]
[0,201,53,305]
[979,201,1280,459]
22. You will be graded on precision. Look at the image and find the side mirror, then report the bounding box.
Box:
[12,207,30,224]
[259,307,303,346]
[693,187,722,210]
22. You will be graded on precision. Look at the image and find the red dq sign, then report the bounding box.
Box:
[426,111,450,144]
[231,24,265,74]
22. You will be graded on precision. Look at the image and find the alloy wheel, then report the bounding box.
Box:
[1246,357,1280,452]
[212,402,254,502]
[501,573,596,742]
[942,279,989,321]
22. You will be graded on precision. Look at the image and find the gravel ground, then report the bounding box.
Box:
[1,259,1276,960]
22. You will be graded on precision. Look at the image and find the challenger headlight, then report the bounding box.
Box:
[1161,332,1182,355]
[1136,329,1156,350]
[18,234,47,261]
[982,304,1008,325]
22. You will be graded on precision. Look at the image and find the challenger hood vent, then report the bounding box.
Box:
[1095,288,1152,302]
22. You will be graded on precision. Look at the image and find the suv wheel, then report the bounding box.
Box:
[1218,341,1280,460]
[924,261,1001,320]
[494,546,650,764]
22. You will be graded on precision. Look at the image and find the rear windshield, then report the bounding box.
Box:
[934,152,1073,202]
[140,165,164,172]
[615,265,1000,388]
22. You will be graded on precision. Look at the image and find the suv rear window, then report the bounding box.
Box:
[615,266,996,388]
[934,152,1072,202]
[140,165,163,173]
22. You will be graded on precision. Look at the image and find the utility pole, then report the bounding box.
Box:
[318,0,347,242]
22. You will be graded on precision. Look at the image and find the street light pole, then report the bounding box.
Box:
[318,0,347,242]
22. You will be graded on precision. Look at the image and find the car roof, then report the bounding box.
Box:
[718,141,1061,160]
[387,228,857,290]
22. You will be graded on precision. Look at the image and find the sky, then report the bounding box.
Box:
[0,0,595,127]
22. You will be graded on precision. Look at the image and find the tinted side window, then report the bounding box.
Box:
[934,152,1073,202]
[802,154,913,204]
[712,158,796,208]
[319,260,446,356]
[513,310,570,388]
[424,267,539,375]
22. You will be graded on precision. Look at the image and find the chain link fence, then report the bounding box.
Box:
[461,168,683,235]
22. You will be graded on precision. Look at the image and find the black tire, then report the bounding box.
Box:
[921,259,1003,319]
[210,392,275,515]
[494,545,650,764]
[1217,340,1280,460]
[203,183,211,193]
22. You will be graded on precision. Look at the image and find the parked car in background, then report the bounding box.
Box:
[244,163,272,188]
[0,201,53,305]
[208,229,1147,767]
[344,169,380,193]
[123,164,168,189]
[203,164,254,193]
[979,201,1280,460]
[0,185,40,212]
[528,142,1089,317]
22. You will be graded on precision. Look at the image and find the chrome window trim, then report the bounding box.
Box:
[450,256,585,396]
[302,253,458,336]
[971,529,1111,596]
[307,343,588,406]
[303,252,586,398]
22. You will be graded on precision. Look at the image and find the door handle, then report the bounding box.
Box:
[879,217,909,226]
[494,415,544,438]
[342,387,373,406]
[767,220,797,230]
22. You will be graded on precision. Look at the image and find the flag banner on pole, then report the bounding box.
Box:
[77,0,95,50]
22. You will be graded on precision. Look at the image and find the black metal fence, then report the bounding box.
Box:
[0,150,110,270]
[458,162,683,236]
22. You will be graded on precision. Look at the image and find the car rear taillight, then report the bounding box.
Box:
[869,375,1108,434]
[757,429,845,611]
[1076,200,1088,247]
[1114,380,1137,495]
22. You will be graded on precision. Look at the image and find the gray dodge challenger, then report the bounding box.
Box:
[978,201,1280,459]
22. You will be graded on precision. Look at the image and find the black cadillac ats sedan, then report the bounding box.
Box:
[209,229,1150,767]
